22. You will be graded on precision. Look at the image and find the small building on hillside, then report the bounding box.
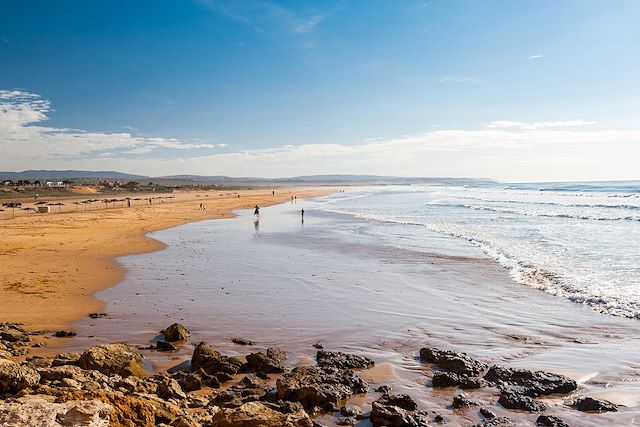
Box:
[45,181,65,188]
[37,205,51,213]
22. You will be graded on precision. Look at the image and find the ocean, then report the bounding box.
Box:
[319,182,640,319]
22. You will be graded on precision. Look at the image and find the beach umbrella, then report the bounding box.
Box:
[35,201,48,206]
[22,207,37,214]
[72,201,81,212]
[2,202,22,219]
[52,202,64,212]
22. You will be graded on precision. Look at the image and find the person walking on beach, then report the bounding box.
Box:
[254,205,260,215]
[301,209,304,218]
[272,190,275,196]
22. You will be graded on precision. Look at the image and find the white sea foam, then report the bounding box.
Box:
[318,184,640,319]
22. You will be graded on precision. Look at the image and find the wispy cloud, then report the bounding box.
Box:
[0,90,226,160]
[198,0,342,45]
[2,90,639,181]
[528,54,544,59]
[436,76,481,84]
[486,119,596,130]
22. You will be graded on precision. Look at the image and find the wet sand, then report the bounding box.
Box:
[0,188,334,330]
[41,196,640,426]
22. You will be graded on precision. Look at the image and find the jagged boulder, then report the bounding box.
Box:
[473,417,517,427]
[162,324,190,342]
[191,343,242,379]
[419,347,487,376]
[245,348,287,373]
[0,359,40,394]
[316,351,374,370]
[452,393,478,409]
[211,401,312,427]
[485,365,576,396]
[498,391,546,412]
[572,396,618,412]
[77,344,145,378]
[536,415,570,426]
[276,366,368,412]
[370,394,429,427]
[0,395,113,426]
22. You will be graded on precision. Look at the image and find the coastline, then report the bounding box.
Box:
[0,187,336,331]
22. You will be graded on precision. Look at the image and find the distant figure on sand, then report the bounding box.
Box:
[301,209,304,218]
[254,205,260,215]
[272,190,275,196]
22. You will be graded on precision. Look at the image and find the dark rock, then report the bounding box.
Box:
[0,324,30,343]
[339,405,362,417]
[53,331,77,338]
[0,360,40,394]
[156,341,178,352]
[31,342,46,348]
[162,323,190,342]
[484,365,577,396]
[419,347,487,376]
[210,375,270,408]
[245,347,287,373]
[461,378,485,389]
[336,417,355,426]
[276,366,368,412]
[434,414,444,422]
[572,396,618,412]
[536,415,570,426]
[452,393,478,409]
[370,394,429,427]
[280,401,306,414]
[316,350,374,370]
[375,385,391,393]
[172,371,204,392]
[432,371,463,388]
[313,342,324,349]
[191,342,242,378]
[473,417,517,427]
[77,343,145,378]
[157,378,187,400]
[88,312,107,319]
[232,338,254,346]
[479,407,496,420]
[498,391,546,412]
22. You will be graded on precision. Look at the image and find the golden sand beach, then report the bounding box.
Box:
[0,188,334,331]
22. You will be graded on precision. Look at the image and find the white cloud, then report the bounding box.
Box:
[2,90,639,181]
[528,54,544,59]
[486,119,596,130]
[0,89,223,160]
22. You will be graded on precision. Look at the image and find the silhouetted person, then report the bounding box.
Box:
[254,205,260,215]
[272,190,275,196]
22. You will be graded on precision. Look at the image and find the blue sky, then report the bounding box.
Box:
[1,0,639,180]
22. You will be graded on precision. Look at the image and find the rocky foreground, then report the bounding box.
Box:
[0,322,619,426]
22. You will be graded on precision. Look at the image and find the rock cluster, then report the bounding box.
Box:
[0,326,621,427]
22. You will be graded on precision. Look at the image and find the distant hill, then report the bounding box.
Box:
[0,170,497,186]
[0,170,147,180]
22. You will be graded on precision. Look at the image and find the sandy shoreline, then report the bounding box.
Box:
[0,187,335,331]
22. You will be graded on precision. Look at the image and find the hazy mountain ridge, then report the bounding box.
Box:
[0,170,497,186]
